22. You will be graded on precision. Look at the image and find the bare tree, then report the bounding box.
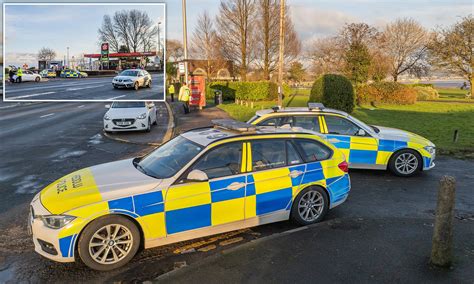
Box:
[381,18,429,81]
[98,15,120,52]
[307,37,345,76]
[216,0,257,80]
[190,11,226,77]
[338,22,379,48]
[429,15,473,95]
[166,39,184,62]
[98,10,156,53]
[254,0,300,80]
[37,47,56,62]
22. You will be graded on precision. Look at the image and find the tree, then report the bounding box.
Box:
[98,10,157,53]
[190,11,226,77]
[287,61,306,83]
[338,23,379,48]
[429,15,473,95]
[166,39,184,62]
[216,0,257,81]
[37,47,56,62]
[254,0,301,80]
[345,42,371,85]
[307,37,345,76]
[381,18,429,81]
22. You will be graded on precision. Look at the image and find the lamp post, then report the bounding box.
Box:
[67,47,70,68]
[182,0,189,85]
[157,21,162,57]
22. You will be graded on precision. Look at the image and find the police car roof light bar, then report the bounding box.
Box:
[212,119,257,133]
[308,103,325,111]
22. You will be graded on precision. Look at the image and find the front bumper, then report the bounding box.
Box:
[422,147,436,171]
[30,196,79,263]
[104,118,148,132]
[112,81,134,88]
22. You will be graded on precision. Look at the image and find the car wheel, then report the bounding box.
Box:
[152,117,157,125]
[145,118,151,132]
[77,215,140,271]
[147,80,152,88]
[113,85,118,89]
[388,149,422,177]
[291,186,329,226]
[134,82,139,91]
[35,77,40,82]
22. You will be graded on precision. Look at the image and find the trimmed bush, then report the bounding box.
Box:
[413,86,439,101]
[309,74,355,113]
[207,81,278,101]
[357,82,417,105]
[408,83,435,88]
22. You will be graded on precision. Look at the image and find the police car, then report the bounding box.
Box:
[39,69,57,78]
[60,69,88,78]
[29,119,350,270]
[249,103,436,177]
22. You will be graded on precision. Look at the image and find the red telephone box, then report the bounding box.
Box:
[189,75,206,109]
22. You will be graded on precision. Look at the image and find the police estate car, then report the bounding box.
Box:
[249,103,436,177]
[29,119,350,270]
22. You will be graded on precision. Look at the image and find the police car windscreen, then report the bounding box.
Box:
[120,70,139,76]
[112,102,145,108]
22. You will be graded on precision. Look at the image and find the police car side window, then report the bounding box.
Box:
[295,139,332,162]
[259,118,279,127]
[287,141,303,165]
[293,116,320,133]
[191,142,242,180]
[251,140,286,171]
[324,116,360,136]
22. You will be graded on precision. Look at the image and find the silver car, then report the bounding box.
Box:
[112,69,152,90]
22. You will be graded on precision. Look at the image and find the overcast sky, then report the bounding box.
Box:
[1,0,472,67]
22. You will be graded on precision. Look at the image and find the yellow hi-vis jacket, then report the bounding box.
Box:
[168,84,175,94]
[17,68,23,76]
[178,86,191,102]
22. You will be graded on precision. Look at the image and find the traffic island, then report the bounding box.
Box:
[102,102,174,146]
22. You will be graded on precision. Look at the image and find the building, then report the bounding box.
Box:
[84,51,162,71]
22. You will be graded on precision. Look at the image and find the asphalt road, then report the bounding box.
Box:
[3,73,165,101]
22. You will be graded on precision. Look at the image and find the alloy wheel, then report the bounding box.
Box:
[395,152,418,175]
[88,224,133,265]
[298,190,324,222]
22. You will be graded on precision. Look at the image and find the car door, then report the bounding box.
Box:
[23,71,33,81]
[321,115,378,166]
[164,142,246,235]
[245,139,294,218]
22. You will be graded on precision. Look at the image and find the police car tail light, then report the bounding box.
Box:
[39,215,76,229]
[338,161,349,173]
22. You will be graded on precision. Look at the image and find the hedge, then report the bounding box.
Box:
[357,82,417,105]
[413,86,439,101]
[309,74,355,113]
[206,81,279,101]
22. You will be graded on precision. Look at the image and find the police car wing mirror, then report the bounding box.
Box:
[357,129,366,136]
[187,169,208,182]
[105,104,111,109]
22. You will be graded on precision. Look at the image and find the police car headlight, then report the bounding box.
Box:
[136,113,147,119]
[39,215,75,229]
[424,146,436,155]
[104,114,111,120]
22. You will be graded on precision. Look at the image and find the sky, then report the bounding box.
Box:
[1,0,472,67]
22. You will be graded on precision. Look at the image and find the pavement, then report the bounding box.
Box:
[3,73,165,101]
[0,100,473,282]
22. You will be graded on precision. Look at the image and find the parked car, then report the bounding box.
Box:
[249,103,436,177]
[29,119,350,270]
[13,70,41,82]
[112,69,152,90]
[39,69,57,78]
[103,101,157,133]
[60,69,87,78]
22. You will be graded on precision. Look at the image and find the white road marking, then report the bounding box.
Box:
[8,91,56,99]
[66,85,105,91]
[107,95,126,100]
[40,113,55,118]
[77,105,85,108]
[5,81,106,94]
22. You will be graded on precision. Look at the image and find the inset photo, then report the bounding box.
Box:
[3,3,165,101]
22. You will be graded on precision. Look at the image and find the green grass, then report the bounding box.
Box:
[217,91,474,155]
[437,88,470,98]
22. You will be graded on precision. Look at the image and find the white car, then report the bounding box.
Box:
[103,101,157,133]
[13,70,42,82]
[112,69,152,90]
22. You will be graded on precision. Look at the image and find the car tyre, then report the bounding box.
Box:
[145,118,151,132]
[291,186,329,226]
[113,85,118,89]
[147,80,152,88]
[77,215,140,271]
[35,77,40,82]
[134,82,139,91]
[388,149,422,177]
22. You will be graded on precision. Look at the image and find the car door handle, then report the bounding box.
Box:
[328,138,341,143]
[226,182,245,191]
[289,170,304,178]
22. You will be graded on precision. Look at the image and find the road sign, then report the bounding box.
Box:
[101,42,109,62]
[178,62,185,74]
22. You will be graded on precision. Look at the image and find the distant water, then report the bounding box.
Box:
[405,79,467,89]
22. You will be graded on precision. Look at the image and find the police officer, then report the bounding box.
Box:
[16,67,23,83]
[178,82,191,114]
[168,82,175,102]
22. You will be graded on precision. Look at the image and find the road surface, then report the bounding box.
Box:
[3,73,165,101]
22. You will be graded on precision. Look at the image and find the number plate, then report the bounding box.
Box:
[117,121,132,126]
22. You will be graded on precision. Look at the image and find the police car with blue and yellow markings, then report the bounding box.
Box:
[249,103,436,177]
[60,69,88,78]
[29,119,350,270]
